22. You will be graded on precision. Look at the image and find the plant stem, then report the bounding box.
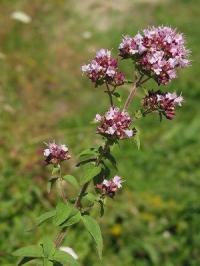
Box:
[105,83,114,107]
[123,74,144,111]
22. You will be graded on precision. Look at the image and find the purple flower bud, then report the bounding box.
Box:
[95,107,135,140]
[143,90,184,120]
[119,26,190,85]
[44,142,71,165]
[82,49,125,87]
[96,176,123,197]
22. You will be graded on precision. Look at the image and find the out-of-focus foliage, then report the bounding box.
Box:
[0,0,199,265]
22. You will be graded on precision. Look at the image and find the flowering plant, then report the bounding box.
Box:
[13,26,189,266]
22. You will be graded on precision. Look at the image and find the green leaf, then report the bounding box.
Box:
[84,192,96,203]
[47,176,58,193]
[18,257,37,266]
[41,237,55,258]
[63,175,79,189]
[54,202,72,226]
[134,127,141,150]
[78,148,98,158]
[134,110,143,119]
[52,250,79,266]
[52,166,60,175]
[80,164,101,185]
[82,215,103,259]
[36,210,56,226]
[97,200,105,217]
[61,210,81,228]
[103,152,117,170]
[113,92,121,102]
[13,245,43,258]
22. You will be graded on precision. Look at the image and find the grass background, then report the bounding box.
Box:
[0,0,200,265]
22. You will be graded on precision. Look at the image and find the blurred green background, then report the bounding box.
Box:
[0,0,200,265]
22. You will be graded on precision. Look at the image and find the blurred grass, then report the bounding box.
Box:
[0,0,200,265]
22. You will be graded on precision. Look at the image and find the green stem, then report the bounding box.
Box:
[105,82,114,107]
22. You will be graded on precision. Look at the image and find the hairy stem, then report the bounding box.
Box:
[123,74,144,111]
[105,82,114,107]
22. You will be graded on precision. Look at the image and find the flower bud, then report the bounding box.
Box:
[95,107,135,140]
[96,176,123,197]
[44,142,71,165]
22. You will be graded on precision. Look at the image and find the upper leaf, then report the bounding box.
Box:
[54,202,72,226]
[63,175,79,189]
[78,147,98,158]
[80,164,101,185]
[36,210,56,226]
[61,210,81,228]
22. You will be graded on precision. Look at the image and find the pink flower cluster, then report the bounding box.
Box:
[95,107,134,140]
[119,26,189,85]
[82,49,125,87]
[96,176,122,197]
[44,142,71,165]
[143,90,184,120]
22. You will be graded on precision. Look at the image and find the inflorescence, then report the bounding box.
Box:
[95,107,135,140]
[44,142,71,165]
[119,26,190,85]
[82,49,125,87]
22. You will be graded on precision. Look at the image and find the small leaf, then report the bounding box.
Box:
[52,166,60,175]
[41,237,55,258]
[36,210,56,226]
[78,148,98,158]
[82,215,103,259]
[63,175,79,189]
[103,152,117,170]
[18,257,36,266]
[47,176,58,193]
[52,250,79,266]
[80,164,101,185]
[134,110,142,119]
[54,202,72,226]
[134,127,141,150]
[98,200,105,217]
[13,245,43,258]
[61,210,81,228]
[84,192,96,203]
[113,92,121,102]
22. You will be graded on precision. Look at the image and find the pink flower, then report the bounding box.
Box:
[82,49,125,87]
[95,107,135,140]
[96,176,123,197]
[119,26,190,85]
[44,142,71,165]
[143,90,184,120]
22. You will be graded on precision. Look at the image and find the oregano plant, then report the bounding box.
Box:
[13,26,190,265]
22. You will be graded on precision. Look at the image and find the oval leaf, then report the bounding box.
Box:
[13,245,43,258]
[63,175,79,189]
[80,164,101,185]
[52,250,79,266]
[54,202,72,226]
[36,210,56,226]
[61,210,81,228]
[82,215,103,259]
